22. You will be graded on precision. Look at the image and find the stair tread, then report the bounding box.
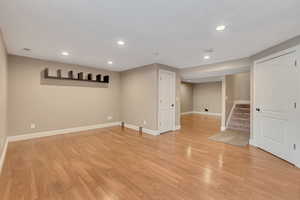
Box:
[234,108,250,111]
[228,127,250,132]
[228,123,250,127]
[236,104,250,108]
[232,118,250,121]
[227,104,251,132]
[229,124,250,128]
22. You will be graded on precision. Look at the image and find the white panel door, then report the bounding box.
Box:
[158,70,175,133]
[254,50,298,163]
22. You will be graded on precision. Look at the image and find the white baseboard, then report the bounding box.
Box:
[249,138,257,147]
[193,111,221,116]
[221,126,226,131]
[174,125,181,130]
[0,138,8,174]
[181,111,193,115]
[8,121,121,142]
[234,100,251,104]
[181,111,221,117]
[124,124,161,136]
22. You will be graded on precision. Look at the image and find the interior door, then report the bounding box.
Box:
[254,51,298,163]
[158,70,175,133]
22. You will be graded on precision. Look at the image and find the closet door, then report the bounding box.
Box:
[253,49,299,164]
[158,70,176,133]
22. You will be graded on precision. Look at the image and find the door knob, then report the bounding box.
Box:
[171,104,174,107]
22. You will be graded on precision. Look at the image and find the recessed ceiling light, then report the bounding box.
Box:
[216,25,226,31]
[204,55,210,60]
[61,51,69,56]
[117,40,125,46]
[107,61,113,65]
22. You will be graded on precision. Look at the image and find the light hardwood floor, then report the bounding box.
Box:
[1,114,300,200]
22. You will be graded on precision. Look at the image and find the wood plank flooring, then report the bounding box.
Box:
[1,114,300,200]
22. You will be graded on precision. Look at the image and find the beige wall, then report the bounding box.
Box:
[180,82,193,113]
[120,64,158,130]
[0,30,8,157]
[120,63,181,130]
[8,56,180,136]
[225,72,250,123]
[193,82,222,114]
[8,55,121,136]
[231,72,250,101]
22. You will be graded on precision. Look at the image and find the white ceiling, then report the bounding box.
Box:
[183,76,223,84]
[0,0,300,71]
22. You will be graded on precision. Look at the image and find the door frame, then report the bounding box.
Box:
[252,44,300,166]
[158,69,176,133]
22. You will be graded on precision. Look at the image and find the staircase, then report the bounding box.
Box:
[227,104,250,132]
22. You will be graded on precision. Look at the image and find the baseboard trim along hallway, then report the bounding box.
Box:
[193,112,221,116]
[124,124,161,136]
[0,138,8,174]
[8,122,122,142]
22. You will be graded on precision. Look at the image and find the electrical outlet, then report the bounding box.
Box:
[107,116,113,120]
[143,120,147,125]
[30,123,36,129]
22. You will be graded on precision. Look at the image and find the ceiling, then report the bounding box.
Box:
[183,76,223,84]
[1,0,300,71]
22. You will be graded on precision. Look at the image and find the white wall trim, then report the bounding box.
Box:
[0,138,8,174]
[181,111,193,115]
[221,126,226,131]
[175,125,181,130]
[234,100,251,104]
[193,111,221,116]
[8,122,121,142]
[249,139,257,147]
[124,124,161,136]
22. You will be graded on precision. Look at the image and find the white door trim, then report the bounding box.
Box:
[158,69,176,132]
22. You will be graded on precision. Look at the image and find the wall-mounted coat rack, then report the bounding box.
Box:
[43,68,110,83]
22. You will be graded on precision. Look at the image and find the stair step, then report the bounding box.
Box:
[234,108,250,113]
[232,113,250,118]
[229,119,250,124]
[229,123,250,129]
[228,122,250,129]
[227,104,251,133]
[228,126,250,132]
[231,117,250,122]
[236,104,250,108]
